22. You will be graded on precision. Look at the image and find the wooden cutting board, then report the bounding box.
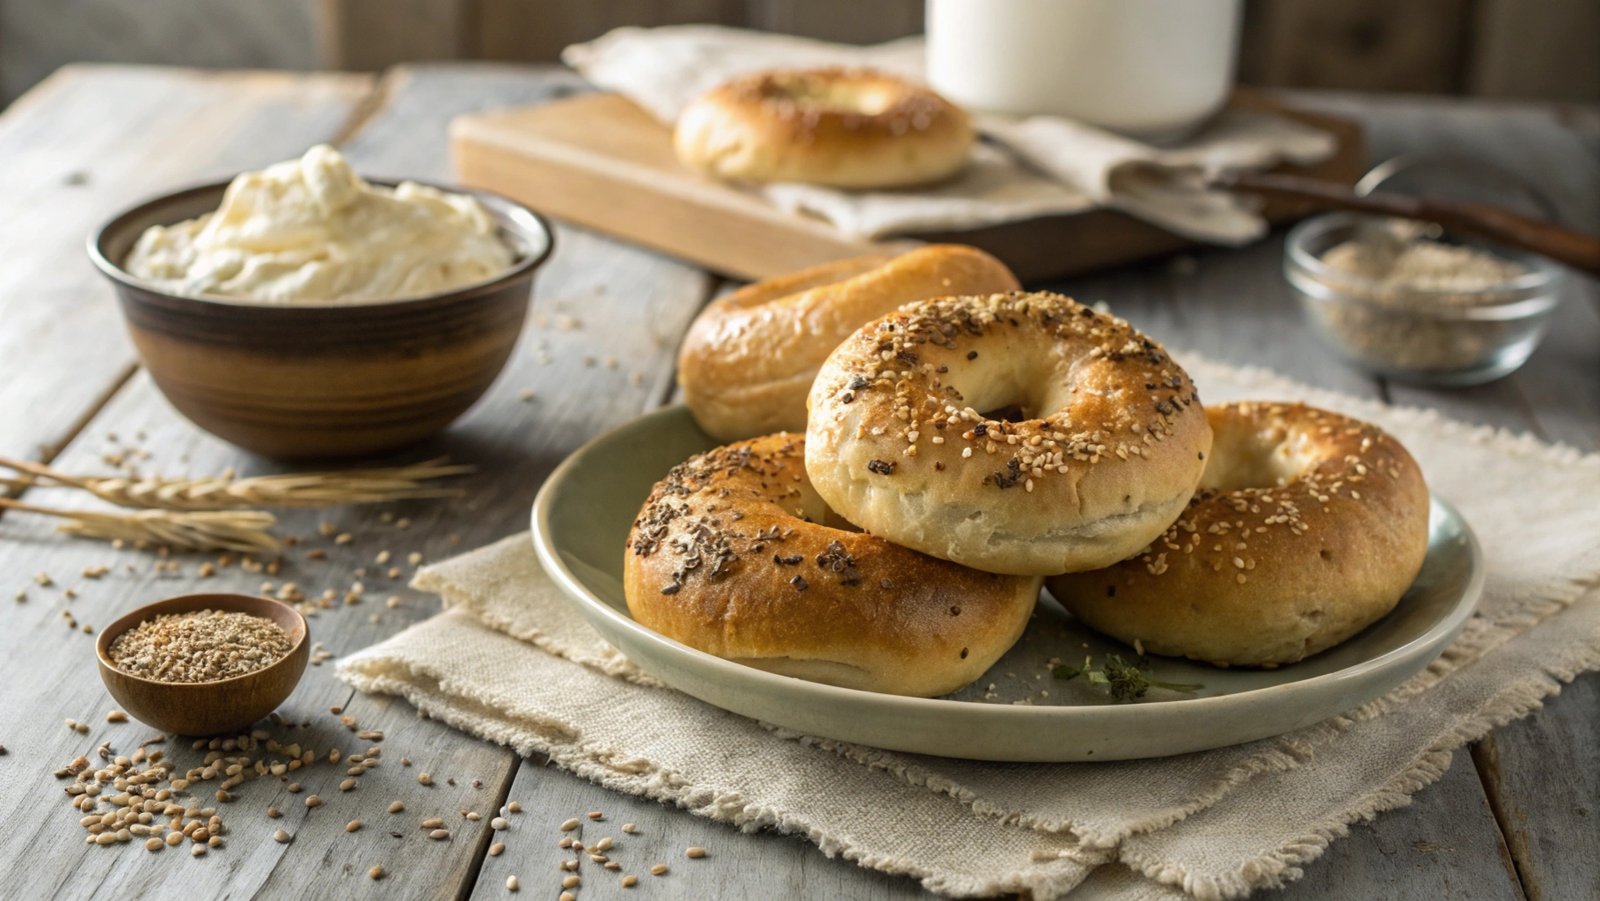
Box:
[451,92,1365,283]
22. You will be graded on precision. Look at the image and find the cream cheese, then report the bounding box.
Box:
[124,145,515,303]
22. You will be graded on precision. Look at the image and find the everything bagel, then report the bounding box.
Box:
[805,291,1212,576]
[623,434,1041,697]
[678,245,1020,440]
[1047,402,1430,667]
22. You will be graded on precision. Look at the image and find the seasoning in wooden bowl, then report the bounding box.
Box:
[96,593,309,735]
[108,608,292,683]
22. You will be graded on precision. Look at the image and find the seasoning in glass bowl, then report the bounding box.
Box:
[1285,213,1565,385]
[108,608,292,683]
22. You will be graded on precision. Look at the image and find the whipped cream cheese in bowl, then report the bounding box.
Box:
[125,145,516,304]
[91,146,554,459]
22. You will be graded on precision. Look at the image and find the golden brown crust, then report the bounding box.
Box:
[806,291,1212,576]
[678,245,1020,440]
[1047,402,1431,667]
[623,434,1041,697]
[673,68,974,188]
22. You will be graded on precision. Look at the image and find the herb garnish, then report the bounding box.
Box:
[1052,654,1202,702]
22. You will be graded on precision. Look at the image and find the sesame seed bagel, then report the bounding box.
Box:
[624,433,1042,698]
[679,245,1020,441]
[673,68,974,188]
[1047,402,1431,667]
[805,291,1212,576]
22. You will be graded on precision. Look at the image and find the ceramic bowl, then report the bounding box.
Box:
[89,179,554,460]
[96,593,310,736]
[531,406,1484,762]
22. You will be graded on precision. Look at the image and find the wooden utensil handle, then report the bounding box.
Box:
[1217,171,1600,277]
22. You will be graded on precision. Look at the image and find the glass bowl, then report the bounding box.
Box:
[1284,213,1565,386]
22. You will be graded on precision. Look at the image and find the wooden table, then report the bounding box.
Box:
[0,64,1594,900]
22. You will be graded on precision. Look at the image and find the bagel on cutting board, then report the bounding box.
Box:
[674,67,974,189]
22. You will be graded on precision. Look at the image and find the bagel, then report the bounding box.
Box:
[673,68,974,188]
[806,291,1212,576]
[623,433,1042,697]
[679,245,1020,440]
[1047,402,1431,667]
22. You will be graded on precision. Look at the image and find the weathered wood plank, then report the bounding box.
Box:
[0,65,372,462]
[1275,752,1526,900]
[1472,678,1600,901]
[316,0,469,71]
[0,2,319,102]
[472,758,928,900]
[0,63,715,901]
[1469,0,1600,103]
[748,0,922,45]
[1239,0,1475,95]
[474,0,745,63]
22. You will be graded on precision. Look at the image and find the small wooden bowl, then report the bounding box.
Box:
[96,593,310,736]
[88,179,554,460]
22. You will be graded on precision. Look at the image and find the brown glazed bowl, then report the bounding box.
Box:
[96,593,310,736]
[89,180,554,460]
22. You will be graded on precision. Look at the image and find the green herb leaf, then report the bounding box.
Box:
[1049,652,1202,702]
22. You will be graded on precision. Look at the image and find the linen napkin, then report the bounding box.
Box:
[339,354,1600,899]
[560,26,1338,244]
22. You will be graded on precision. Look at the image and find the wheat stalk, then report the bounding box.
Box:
[0,497,280,554]
[0,456,470,511]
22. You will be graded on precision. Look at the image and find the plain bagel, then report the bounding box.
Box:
[623,434,1042,698]
[806,291,1213,576]
[678,245,1020,440]
[1047,402,1431,667]
[674,67,974,188]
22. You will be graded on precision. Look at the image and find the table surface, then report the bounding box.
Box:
[0,63,1594,901]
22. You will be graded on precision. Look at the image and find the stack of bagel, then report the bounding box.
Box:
[626,246,1431,698]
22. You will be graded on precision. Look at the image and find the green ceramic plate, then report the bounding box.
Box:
[531,406,1483,762]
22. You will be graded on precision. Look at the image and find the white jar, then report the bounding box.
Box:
[926,0,1243,140]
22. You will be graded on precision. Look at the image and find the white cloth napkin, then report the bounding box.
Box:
[340,353,1600,899]
[561,26,1338,244]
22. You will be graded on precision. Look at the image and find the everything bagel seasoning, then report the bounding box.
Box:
[108,609,291,682]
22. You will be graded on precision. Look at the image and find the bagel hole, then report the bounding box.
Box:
[981,404,1031,423]
[1200,418,1314,492]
